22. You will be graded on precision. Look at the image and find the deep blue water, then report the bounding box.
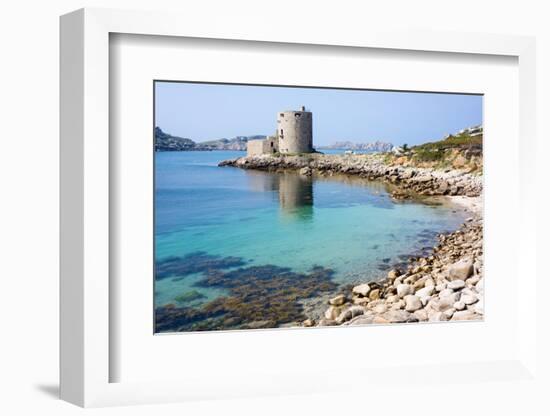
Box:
[154,151,468,312]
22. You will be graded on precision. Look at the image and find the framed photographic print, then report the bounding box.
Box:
[60,8,538,408]
[153,81,484,334]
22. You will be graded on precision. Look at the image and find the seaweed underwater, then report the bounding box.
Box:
[155,252,338,332]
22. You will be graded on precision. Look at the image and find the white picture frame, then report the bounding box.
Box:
[60,7,538,408]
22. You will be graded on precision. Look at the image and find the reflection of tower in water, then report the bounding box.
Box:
[244,170,313,221]
[278,173,313,221]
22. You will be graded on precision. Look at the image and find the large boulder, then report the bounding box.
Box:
[404,295,422,312]
[387,269,402,280]
[381,310,418,323]
[416,286,435,298]
[328,294,347,306]
[447,280,466,290]
[324,305,342,320]
[397,283,414,298]
[352,283,371,297]
[413,309,429,321]
[450,310,480,321]
[346,315,375,326]
[460,293,478,305]
[336,305,365,324]
[448,258,474,281]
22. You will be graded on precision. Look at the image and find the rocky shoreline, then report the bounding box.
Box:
[306,212,483,327]
[219,153,482,198]
[219,153,484,327]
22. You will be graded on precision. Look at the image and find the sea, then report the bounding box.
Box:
[154,150,468,330]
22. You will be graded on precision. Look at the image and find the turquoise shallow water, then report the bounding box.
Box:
[155,151,466,329]
[154,151,468,313]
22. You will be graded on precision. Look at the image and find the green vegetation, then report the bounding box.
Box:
[414,133,482,152]
[412,133,482,163]
[415,147,445,162]
[382,153,394,164]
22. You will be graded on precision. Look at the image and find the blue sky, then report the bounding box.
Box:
[155,82,482,146]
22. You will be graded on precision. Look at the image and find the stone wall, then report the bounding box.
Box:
[247,136,278,156]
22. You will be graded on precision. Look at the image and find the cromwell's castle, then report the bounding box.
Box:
[247,106,313,156]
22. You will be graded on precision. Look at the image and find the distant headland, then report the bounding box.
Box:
[154,127,264,151]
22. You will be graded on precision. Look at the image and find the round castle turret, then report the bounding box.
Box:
[277,106,313,154]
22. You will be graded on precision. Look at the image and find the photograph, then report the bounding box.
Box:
[153,81,484,333]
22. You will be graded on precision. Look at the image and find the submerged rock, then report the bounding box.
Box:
[156,251,246,280]
[156,264,337,333]
[174,290,207,304]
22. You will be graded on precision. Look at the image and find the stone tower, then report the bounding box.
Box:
[277,106,313,154]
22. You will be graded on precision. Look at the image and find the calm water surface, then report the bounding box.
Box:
[154,151,468,310]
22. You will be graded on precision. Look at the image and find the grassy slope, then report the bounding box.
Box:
[384,133,483,173]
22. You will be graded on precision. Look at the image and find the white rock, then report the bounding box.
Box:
[453,301,466,311]
[372,303,388,314]
[428,311,449,322]
[420,295,432,306]
[435,283,447,292]
[462,287,478,296]
[318,318,337,327]
[451,310,480,321]
[397,284,414,298]
[437,295,459,311]
[439,288,455,298]
[404,295,422,312]
[390,299,405,310]
[461,293,478,305]
[413,309,428,322]
[442,308,456,320]
[465,276,480,287]
[336,305,365,324]
[347,315,374,326]
[448,280,466,290]
[382,310,417,323]
[386,295,399,303]
[324,306,341,320]
[448,258,474,281]
[352,283,371,297]
[416,286,435,298]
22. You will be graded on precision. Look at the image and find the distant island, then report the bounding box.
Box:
[155,127,264,151]
[317,141,393,152]
[155,127,394,153]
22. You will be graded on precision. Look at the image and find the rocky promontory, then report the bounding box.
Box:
[219,153,482,198]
